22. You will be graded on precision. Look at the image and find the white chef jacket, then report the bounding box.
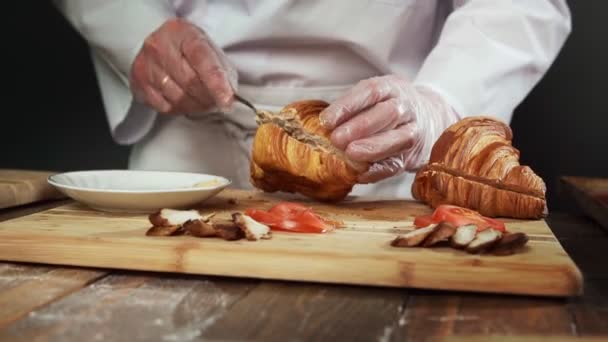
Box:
[54,0,571,199]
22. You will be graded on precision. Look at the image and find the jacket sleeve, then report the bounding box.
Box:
[54,0,175,85]
[53,1,176,145]
[413,0,571,123]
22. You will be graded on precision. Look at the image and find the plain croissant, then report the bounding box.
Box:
[250,100,368,201]
[412,116,547,219]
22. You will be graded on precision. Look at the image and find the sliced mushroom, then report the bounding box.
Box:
[201,212,217,221]
[466,228,503,254]
[490,232,529,256]
[149,209,211,227]
[450,224,477,249]
[232,213,272,241]
[212,220,246,241]
[183,219,216,237]
[391,224,439,247]
[423,222,457,247]
[146,225,183,237]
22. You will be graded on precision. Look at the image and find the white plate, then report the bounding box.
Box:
[48,170,231,213]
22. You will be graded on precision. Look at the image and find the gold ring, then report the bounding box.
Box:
[161,75,170,88]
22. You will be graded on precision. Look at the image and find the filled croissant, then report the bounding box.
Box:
[250,100,368,201]
[412,116,547,219]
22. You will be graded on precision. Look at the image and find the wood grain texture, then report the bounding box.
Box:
[0,201,106,329]
[0,264,106,329]
[392,293,461,341]
[443,336,606,342]
[391,291,578,341]
[0,189,583,297]
[389,291,575,341]
[570,277,608,336]
[547,212,608,337]
[0,197,606,341]
[453,294,574,336]
[0,199,71,223]
[202,282,407,341]
[560,176,608,232]
[0,273,257,342]
[0,263,54,292]
[0,169,64,209]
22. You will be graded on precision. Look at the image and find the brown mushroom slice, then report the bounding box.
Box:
[200,212,217,221]
[212,220,246,241]
[422,222,457,247]
[466,228,503,254]
[146,225,183,237]
[490,232,529,256]
[183,219,216,237]
[149,209,207,227]
[391,224,439,247]
[232,213,272,241]
[450,224,477,249]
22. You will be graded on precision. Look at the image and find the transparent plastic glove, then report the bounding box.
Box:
[319,75,460,184]
[129,18,238,115]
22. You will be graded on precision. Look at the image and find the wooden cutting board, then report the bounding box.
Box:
[0,189,582,297]
[0,169,64,209]
[561,176,608,232]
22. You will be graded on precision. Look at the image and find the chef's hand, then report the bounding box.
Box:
[319,75,460,184]
[130,18,237,114]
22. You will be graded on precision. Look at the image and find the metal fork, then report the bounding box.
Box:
[234,94,259,115]
[185,94,258,121]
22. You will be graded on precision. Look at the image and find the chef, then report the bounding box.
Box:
[54,0,571,199]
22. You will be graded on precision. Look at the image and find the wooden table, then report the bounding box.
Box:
[0,200,606,341]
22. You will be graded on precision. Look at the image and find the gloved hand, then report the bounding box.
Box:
[129,18,237,114]
[319,75,460,184]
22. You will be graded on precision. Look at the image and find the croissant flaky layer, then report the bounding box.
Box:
[250,100,367,201]
[412,116,547,219]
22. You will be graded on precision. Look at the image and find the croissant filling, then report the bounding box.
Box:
[256,109,365,172]
[250,100,370,201]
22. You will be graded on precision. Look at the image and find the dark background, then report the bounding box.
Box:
[3,1,606,212]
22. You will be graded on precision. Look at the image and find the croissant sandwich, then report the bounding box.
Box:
[412,116,547,219]
[250,100,369,201]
